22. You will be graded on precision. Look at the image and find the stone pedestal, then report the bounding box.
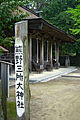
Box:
[65,55,70,67]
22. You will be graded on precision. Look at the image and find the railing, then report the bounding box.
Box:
[0,53,14,62]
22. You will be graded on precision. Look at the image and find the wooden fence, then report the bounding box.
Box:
[0,53,14,62]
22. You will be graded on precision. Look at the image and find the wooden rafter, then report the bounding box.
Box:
[24,18,76,43]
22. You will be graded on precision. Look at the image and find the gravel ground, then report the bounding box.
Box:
[30,75,80,120]
[2,69,80,120]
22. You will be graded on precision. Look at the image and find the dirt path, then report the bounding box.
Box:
[30,77,80,120]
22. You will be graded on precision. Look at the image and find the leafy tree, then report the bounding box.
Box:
[42,0,80,55]
[66,0,80,55]
[31,0,77,55]
[0,0,28,48]
[30,0,77,33]
[42,0,76,33]
[67,0,80,36]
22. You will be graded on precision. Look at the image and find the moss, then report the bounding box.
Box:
[7,101,17,120]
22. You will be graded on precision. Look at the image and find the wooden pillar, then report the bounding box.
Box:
[37,38,39,63]
[47,40,49,62]
[15,21,30,120]
[55,42,60,68]
[40,39,44,69]
[0,61,12,120]
[0,87,3,119]
[0,79,3,119]
[1,63,7,120]
[50,40,53,68]
[29,36,32,72]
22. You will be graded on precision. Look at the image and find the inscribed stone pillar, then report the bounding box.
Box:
[15,21,30,120]
[55,42,60,68]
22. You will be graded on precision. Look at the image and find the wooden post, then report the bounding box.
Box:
[50,41,53,68]
[0,77,4,120]
[47,40,49,62]
[40,39,44,65]
[29,35,32,72]
[40,39,44,70]
[15,21,30,120]
[0,61,12,120]
[55,42,60,68]
[37,38,39,63]
[6,64,9,98]
[1,63,7,120]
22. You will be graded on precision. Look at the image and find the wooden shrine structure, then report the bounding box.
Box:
[24,17,76,72]
[16,6,76,72]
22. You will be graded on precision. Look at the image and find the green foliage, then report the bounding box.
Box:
[31,0,77,55]
[0,0,28,48]
[25,0,80,55]
[60,43,76,55]
[65,0,80,55]
[42,0,76,34]
[67,1,80,36]
[30,0,77,34]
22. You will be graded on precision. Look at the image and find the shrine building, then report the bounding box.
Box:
[18,6,76,72]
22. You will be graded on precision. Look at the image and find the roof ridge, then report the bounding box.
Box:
[20,6,38,17]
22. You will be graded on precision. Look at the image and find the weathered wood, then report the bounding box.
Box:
[6,65,9,98]
[0,61,10,120]
[0,53,14,61]
[50,40,53,67]
[28,18,76,42]
[15,21,30,120]
[23,21,30,120]
[1,63,7,120]
[40,39,44,65]
[55,42,60,68]
[29,35,32,72]
[37,38,39,63]
[47,41,49,62]
[0,79,4,120]
[0,60,13,65]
